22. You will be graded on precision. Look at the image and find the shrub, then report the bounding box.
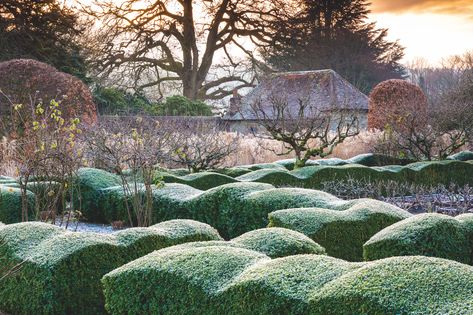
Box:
[231,227,325,258]
[363,213,473,264]
[310,256,473,314]
[98,181,411,239]
[73,168,121,222]
[102,246,270,315]
[156,171,237,190]
[0,185,35,223]
[154,95,213,116]
[448,150,473,161]
[0,59,97,134]
[368,79,428,130]
[102,248,473,315]
[268,201,410,261]
[0,219,222,314]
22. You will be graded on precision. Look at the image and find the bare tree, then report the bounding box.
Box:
[84,0,289,100]
[83,117,171,226]
[168,120,239,172]
[247,95,360,169]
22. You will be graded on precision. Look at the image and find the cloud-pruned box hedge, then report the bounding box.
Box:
[98,181,409,239]
[153,159,473,191]
[73,167,122,222]
[448,150,473,161]
[363,213,473,264]
[0,185,35,223]
[167,227,326,258]
[268,201,411,261]
[0,219,222,315]
[102,246,473,315]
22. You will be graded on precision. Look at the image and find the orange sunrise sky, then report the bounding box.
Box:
[369,0,473,64]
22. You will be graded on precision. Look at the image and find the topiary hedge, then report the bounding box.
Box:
[309,256,473,314]
[154,159,473,190]
[97,181,410,239]
[73,168,121,222]
[363,213,473,264]
[102,247,473,315]
[0,185,35,223]
[268,201,410,261]
[448,150,473,161]
[0,219,222,315]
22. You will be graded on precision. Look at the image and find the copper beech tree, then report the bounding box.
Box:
[86,0,290,100]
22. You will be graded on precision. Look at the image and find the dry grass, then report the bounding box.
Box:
[0,131,378,175]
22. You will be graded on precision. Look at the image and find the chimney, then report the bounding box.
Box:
[229,88,241,116]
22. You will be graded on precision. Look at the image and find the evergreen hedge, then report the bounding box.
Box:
[0,185,35,223]
[363,213,473,264]
[268,201,410,261]
[0,219,222,315]
[102,247,473,314]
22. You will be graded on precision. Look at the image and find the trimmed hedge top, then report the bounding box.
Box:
[151,159,473,190]
[99,181,410,239]
[268,201,410,261]
[231,227,325,258]
[363,213,473,264]
[448,150,473,161]
[102,246,473,315]
[0,219,222,315]
[0,185,35,223]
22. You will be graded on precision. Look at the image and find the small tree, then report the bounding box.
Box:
[169,120,239,173]
[83,118,170,226]
[248,95,360,169]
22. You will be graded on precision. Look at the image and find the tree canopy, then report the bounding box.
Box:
[86,0,290,100]
[0,0,88,81]
[262,0,405,93]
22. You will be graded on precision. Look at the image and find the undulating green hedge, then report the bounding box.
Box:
[0,219,222,315]
[73,168,121,222]
[0,185,35,223]
[102,246,473,315]
[363,213,473,264]
[268,201,411,261]
[231,227,325,258]
[156,227,324,259]
[98,182,409,239]
[448,150,473,161]
[152,160,473,190]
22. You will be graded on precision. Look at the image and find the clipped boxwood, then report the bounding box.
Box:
[310,256,473,314]
[156,171,237,190]
[103,247,473,315]
[268,200,411,261]
[98,181,410,239]
[102,246,270,315]
[231,227,325,258]
[448,150,473,161]
[73,168,121,222]
[363,213,473,264]
[0,219,222,315]
[0,185,35,223]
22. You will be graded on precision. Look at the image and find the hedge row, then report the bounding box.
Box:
[168,227,326,259]
[102,246,473,314]
[97,182,410,239]
[268,200,410,261]
[0,185,35,223]
[155,160,473,190]
[0,219,222,315]
[364,213,473,264]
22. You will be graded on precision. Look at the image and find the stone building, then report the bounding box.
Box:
[222,69,369,133]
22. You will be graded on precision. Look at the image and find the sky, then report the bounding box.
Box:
[369,0,473,64]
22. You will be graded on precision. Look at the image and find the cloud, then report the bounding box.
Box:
[370,0,473,16]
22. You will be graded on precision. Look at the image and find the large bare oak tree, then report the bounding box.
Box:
[86,0,288,100]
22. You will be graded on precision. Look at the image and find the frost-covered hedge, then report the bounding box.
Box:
[99,182,409,239]
[102,246,473,314]
[0,220,222,315]
[268,201,410,261]
[0,185,35,223]
[363,213,473,264]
